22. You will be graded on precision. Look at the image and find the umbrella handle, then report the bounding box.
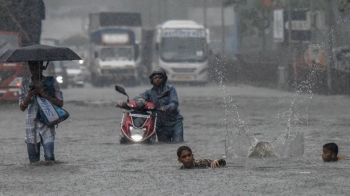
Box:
[44,61,50,70]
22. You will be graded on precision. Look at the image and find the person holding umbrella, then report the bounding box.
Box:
[0,44,81,163]
[19,61,64,163]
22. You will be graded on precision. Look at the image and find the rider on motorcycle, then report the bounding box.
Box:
[117,68,184,143]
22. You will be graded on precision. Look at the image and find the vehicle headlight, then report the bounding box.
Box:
[129,126,146,141]
[8,77,22,87]
[56,76,63,83]
[131,134,143,141]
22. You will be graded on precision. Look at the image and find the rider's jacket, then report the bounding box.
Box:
[180,159,226,169]
[135,84,183,127]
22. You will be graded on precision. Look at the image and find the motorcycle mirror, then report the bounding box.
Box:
[157,90,170,99]
[115,85,126,95]
[115,85,129,101]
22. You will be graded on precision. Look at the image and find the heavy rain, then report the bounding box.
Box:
[1,0,350,195]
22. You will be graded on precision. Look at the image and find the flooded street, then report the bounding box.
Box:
[1,83,349,195]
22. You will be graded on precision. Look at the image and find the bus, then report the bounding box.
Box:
[153,20,210,85]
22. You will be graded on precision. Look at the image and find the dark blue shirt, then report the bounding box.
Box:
[135,84,183,127]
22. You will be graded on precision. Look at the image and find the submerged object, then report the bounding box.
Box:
[248,141,276,158]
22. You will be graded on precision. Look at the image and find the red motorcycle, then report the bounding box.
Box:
[115,85,169,144]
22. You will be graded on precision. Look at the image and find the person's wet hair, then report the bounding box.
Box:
[177,146,192,157]
[323,143,338,155]
[28,61,43,67]
[28,61,45,71]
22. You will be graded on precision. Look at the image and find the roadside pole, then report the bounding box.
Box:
[157,0,161,23]
[326,0,334,94]
[221,0,226,57]
[278,0,293,90]
[288,0,293,90]
[203,0,207,28]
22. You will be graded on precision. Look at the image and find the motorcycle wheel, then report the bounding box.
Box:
[119,136,129,144]
[145,134,156,144]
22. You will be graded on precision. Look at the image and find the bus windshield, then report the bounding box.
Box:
[100,47,133,61]
[0,34,20,56]
[160,37,207,62]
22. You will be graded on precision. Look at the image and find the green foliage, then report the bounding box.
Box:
[225,0,274,36]
[339,0,350,12]
[223,0,247,7]
[0,0,44,46]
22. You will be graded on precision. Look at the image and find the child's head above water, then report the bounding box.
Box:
[322,143,339,162]
[177,146,194,168]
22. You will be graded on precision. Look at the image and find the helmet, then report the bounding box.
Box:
[149,68,167,85]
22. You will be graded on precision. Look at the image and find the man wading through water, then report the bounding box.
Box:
[19,61,64,163]
[117,68,184,142]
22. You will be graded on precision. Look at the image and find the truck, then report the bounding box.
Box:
[152,20,210,85]
[0,0,45,101]
[88,12,142,86]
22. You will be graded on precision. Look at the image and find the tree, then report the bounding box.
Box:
[339,0,350,12]
[0,0,45,46]
[224,0,276,51]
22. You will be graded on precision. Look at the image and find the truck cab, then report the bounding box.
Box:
[88,12,142,87]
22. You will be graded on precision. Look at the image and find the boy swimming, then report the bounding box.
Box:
[177,146,226,169]
[322,143,344,162]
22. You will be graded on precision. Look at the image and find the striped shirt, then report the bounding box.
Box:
[19,76,63,144]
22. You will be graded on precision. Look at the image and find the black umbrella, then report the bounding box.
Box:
[0,44,81,63]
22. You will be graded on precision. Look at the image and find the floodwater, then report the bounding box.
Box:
[1,83,349,195]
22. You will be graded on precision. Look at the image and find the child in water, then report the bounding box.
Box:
[322,143,345,162]
[177,146,226,169]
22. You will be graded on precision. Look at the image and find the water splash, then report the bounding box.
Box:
[217,70,312,159]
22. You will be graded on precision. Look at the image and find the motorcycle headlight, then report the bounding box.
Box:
[131,134,143,141]
[129,126,146,141]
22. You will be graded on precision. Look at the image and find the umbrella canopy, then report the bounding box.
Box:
[0,44,81,63]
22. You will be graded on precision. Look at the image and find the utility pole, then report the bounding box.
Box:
[157,0,161,23]
[327,0,334,94]
[221,0,225,57]
[310,0,315,44]
[288,0,294,88]
[203,0,207,28]
[164,0,168,21]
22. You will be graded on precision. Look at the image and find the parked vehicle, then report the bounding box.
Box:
[0,31,23,101]
[0,1,44,101]
[62,61,85,87]
[115,85,169,144]
[43,61,68,89]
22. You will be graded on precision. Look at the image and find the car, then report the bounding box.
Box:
[43,61,68,89]
[62,60,85,87]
